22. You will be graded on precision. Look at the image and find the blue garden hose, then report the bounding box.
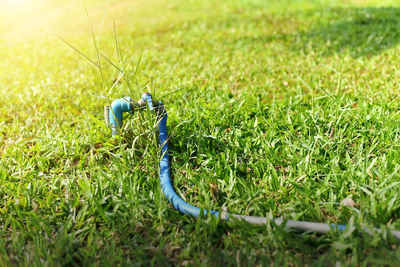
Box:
[106,93,400,240]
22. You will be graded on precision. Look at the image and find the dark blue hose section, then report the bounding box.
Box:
[139,92,221,218]
[159,110,220,218]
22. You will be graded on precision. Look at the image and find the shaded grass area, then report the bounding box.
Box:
[257,7,400,57]
[1,0,400,265]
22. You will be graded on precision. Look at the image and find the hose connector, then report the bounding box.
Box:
[105,93,163,136]
[106,96,133,136]
[139,92,154,111]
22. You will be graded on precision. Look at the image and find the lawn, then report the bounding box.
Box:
[1,0,400,265]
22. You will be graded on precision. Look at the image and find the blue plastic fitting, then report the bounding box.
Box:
[141,92,154,111]
[109,96,132,135]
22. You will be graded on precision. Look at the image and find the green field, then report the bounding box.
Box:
[1,0,400,265]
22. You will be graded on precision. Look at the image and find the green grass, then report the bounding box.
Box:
[2,0,400,265]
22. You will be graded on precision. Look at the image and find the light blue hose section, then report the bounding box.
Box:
[108,94,400,239]
[109,96,132,135]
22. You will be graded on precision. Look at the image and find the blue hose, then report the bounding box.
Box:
[140,93,221,218]
[159,109,221,218]
[107,94,400,240]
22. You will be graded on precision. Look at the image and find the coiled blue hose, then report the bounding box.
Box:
[107,93,400,240]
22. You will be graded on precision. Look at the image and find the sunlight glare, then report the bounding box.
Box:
[0,0,38,16]
[0,0,53,41]
[2,0,33,9]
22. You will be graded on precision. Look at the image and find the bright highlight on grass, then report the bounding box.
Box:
[0,0,66,41]
[0,0,45,19]
[1,0,34,10]
[4,0,29,5]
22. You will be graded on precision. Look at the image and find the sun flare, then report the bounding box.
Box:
[1,0,34,10]
[0,0,53,17]
[0,0,55,41]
